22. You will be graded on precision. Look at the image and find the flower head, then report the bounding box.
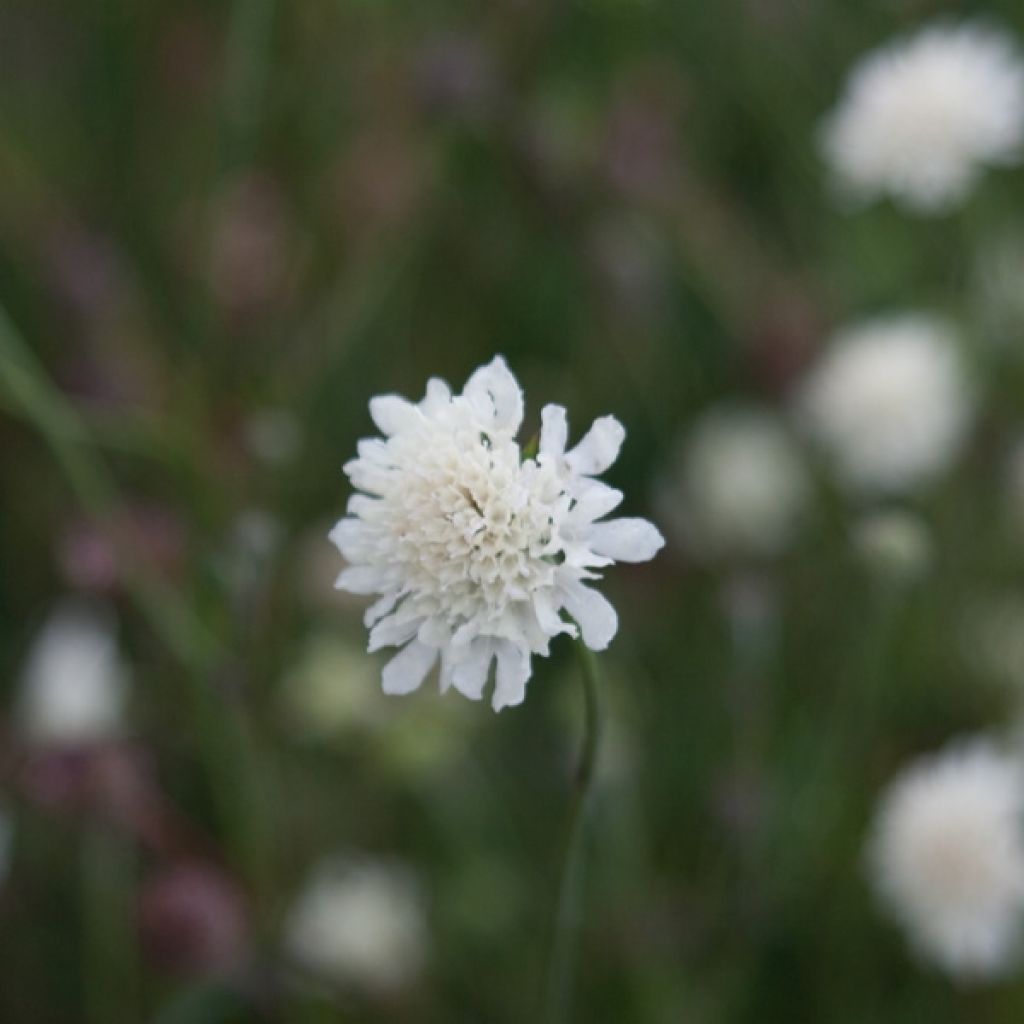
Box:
[798,315,972,496]
[330,357,663,711]
[658,405,810,560]
[821,22,1024,213]
[284,857,425,993]
[868,739,1024,978]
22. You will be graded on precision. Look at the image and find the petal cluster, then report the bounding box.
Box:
[821,22,1024,212]
[868,739,1024,978]
[330,357,663,710]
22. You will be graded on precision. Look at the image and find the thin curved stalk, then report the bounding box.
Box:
[543,641,603,1024]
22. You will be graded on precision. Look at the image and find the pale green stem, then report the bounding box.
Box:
[543,641,603,1024]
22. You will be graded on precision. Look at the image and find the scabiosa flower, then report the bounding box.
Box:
[329,357,664,712]
[821,22,1024,213]
[656,405,810,560]
[798,315,972,496]
[284,858,426,994]
[868,739,1024,979]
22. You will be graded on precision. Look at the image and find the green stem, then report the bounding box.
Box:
[81,826,138,1024]
[221,0,277,172]
[543,641,603,1024]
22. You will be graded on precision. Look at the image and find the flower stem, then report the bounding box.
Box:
[543,641,603,1024]
[81,826,138,1024]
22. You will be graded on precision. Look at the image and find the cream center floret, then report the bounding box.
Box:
[371,427,568,625]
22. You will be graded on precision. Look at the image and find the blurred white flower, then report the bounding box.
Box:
[1004,438,1024,544]
[243,408,302,465]
[821,22,1024,213]
[972,229,1024,344]
[960,593,1024,690]
[281,632,385,740]
[799,315,972,496]
[330,356,664,712]
[868,739,1024,979]
[657,406,810,559]
[18,601,129,746]
[285,858,426,993]
[851,509,932,585]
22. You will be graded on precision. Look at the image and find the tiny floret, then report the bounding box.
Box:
[330,357,664,710]
[798,314,972,496]
[821,22,1024,213]
[868,739,1024,979]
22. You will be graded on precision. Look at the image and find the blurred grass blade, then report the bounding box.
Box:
[0,303,218,670]
[221,0,277,171]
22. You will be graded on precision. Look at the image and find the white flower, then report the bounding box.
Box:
[972,229,1024,344]
[243,408,302,465]
[798,315,972,495]
[281,632,386,739]
[284,858,425,993]
[1004,437,1024,543]
[657,406,810,559]
[821,22,1024,212]
[18,600,129,746]
[329,356,664,711]
[868,739,1024,978]
[960,592,1024,690]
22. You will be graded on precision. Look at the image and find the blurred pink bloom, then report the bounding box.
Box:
[139,862,249,976]
[415,32,499,121]
[208,174,295,318]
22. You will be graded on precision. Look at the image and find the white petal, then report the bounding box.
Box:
[343,457,389,495]
[420,377,451,415]
[533,590,575,639]
[416,617,450,647]
[540,404,568,457]
[493,642,532,712]
[561,580,619,651]
[567,416,625,476]
[346,494,377,518]
[381,640,437,695]
[327,518,362,557]
[464,356,523,434]
[335,565,386,594]
[438,646,456,693]
[570,480,623,523]
[369,395,420,436]
[368,613,422,652]
[450,639,494,700]
[588,518,665,563]
[364,593,398,628]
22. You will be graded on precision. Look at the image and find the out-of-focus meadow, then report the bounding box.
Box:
[5,1,1024,1021]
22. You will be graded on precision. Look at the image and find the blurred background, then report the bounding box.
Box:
[4,0,1024,1021]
